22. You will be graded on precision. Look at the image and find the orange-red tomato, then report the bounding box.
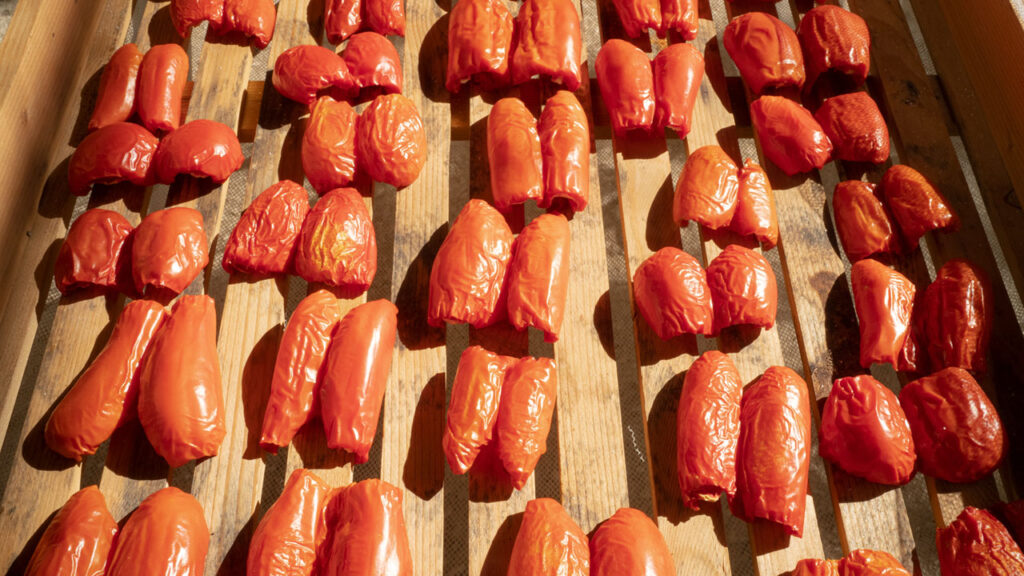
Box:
[365,0,405,36]
[45,300,167,461]
[294,188,377,291]
[247,469,330,576]
[839,549,911,575]
[920,260,990,373]
[596,39,655,136]
[487,97,543,210]
[707,244,777,332]
[319,479,413,575]
[673,145,739,229]
[131,206,209,295]
[138,295,225,468]
[676,350,741,509]
[723,12,805,94]
[900,367,1005,483]
[443,345,514,474]
[819,375,915,485]
[633,246,714,339]
[325,0,362,44]
[507,213,571,341]
[798,5,870,92]
[107,487,210,576]
[212,0,277,48]
[611,0,661,39]
[25,486,117,576]
[340,32,403,96]
[832,180,901,262]
[446,0,514,93]
[508,498,589,575]
[137,43,189,134]
[590,508,675,575]
[222,180,310,276]
[273,45,355,106]
[89,43,143,131]
[731,159,779,248]
[429,199,514,328]
[170,0,225,37]
[937,507,1024,576]
[302,96,358,195]
[510,0,582,90]
[661,0,697,39]
[496,356,558,489]
[153,119,244,184]
[880,165,959,247]
[815,92,889,164]
[750,95,832,175]
[54,208,133,294]
[850,259,914,368]
[538,90,590,212]
[792,559,839,576]
[260,290,341,453]
[356,94,427,188]
[653,42,704,138]
[69,122,158,196]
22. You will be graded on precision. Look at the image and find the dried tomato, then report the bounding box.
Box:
[798,5,870,92]
[54,208,133,294]
[25,486,117,576]
[731,159,779,248]
[325,0,362,44]
[445,0,514,93]
[222,180,310,276]
[356,94,427,188]
[508,498,589,575]
[750,95,832,175]
[107,487,209,575]
[723,12,805,94]
[365,0,405,37]
[707,244,777,332]
[815,92,889,164]
[937,507,1024,576]
[507,213,571,341]
[131,206,209,295]
[170,0,225,38]
[302,97,358,195]
[443,345,515,474]
[792,559,839,576]
[510,0,582,90]
[89,43,143,131]
[880,165,959,247]
[633,246,714,339]
[832,180,901,262]
[590,508,674,575]
[69,122,158,196]
[672,145,739,230]
[137,43,189,134]
[153,119,244,184]
[318,479,412,575]
[340,32,403,96]
[538,90,590,212]
[839,549,911,575]
[611,0,660,39]
[487,97,544,210]
[294,188,377,291]
[850,259,914,368]
[661,0,697,39]
[653,42,704,138]
[920,260,990,373]
[273,45,355,106]
[211,0,277,47]
[247,469,330,576]
[496,356,558,489]
[994,500,1024,548]
[596,39,655,136]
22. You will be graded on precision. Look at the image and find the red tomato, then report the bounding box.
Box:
[428,199,514,328]
[707,244,777,332]
[302,96,358,195]
[319,479,413,575]
[900,367,1005,483]
[839,549,911,575]
[107,487,210,576]
[260,290,341,453]
[538,90,590,212]
[340,32,403,96]
[661,0,697,39]
[510,0,582,90]
[54,208,133,294]
[45,300,167,461]
[507,213,571,341]
[153,119,244,184]
[508,498,589,575]
[815,92,889,164]
[672,145,739,230]
[496,356,558,489]
[676,350,741,509]
[68,122,158,196]
[222,180,310,276]
[731,159,779,248]
[325,0,362,44]
[792,559,839,576]
[832,180,901,262]
[25,486,117,576]
[921,260,990,373]
[138,295,225,467]
[443,345,514,475]
[596,39,655,136]
[356,94,427,188]
[131,206,209,295]
[937,507,1024,576]
[590,508,675,575]
[632,246,714,339]
[994,500,1024,548]
[880,165,959,247]
[212,0,277,48]
[751,95,832,175]
[445,0,514,93]
[89,43,143,131]
[850,259,914,368]
[798,5,870,92]
[653,42,704,138]
[365,0,405,37]
[487,97,544,210]
[819,375,915,485]
[294,188,377,291]
[247,469,330,576]
[723,12,805,94]
[273,45,355,106]
[137,43,189,134]
[611,0,661,39]
[170,0,225,37]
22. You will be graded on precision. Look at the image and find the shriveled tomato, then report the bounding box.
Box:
[260,290,341,453]
[538,90,590,212]
[920,260,990,373]
[319,479,412,575]
[340,32,403,96]
[815,92,889,164]
[153,119,244,184]
[212,0,277,48]
[900,367,1005,483]
[131,206,208,295]
[273,45,355,106]
[247,469,330,576]
[294,188,377,291]
[138,295,225,468]
[443,345,514,474]
[798,5,870,92]
[673,145,739,230]
[325,0,362,44]
[850,259,914,368]
[724,12,804,94]
[223,180,310,276]
[839,549,911,575]
[302,96,358,195]
[107,487,209,576]
[487,97,543,210]
[707,244,777,332]
[832,180,900,262]
[496,356,558,489]
[137,43,189,134]
[69,122,158,196]
[365,0,405,36]
[508,498,589,575]
[731,159,778,248]
[356,94,427,188]
[446,0,514,93]
[792,559,839,576]
[937,507,1024,576]
[89,43,142,131]
[880,165,959,247]
[25,486,117,576]
[507,213,570,341]
[170,0,225,37]
[510,0,582,90]
[751,95,832,175]
[677,350,741,509]
[661,0,697,39]
[653,42,704,138]
[596,39,655,136]
[54,208,133,294]
[428,199,513,328]
[633,246,714,339]
[611,0,660,39]
[590,508,674,575]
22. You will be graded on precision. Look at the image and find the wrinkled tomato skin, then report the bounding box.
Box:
[833,180,901,263]
[260,290,341,453]
[672,145,739,230]
[107,487,210,576]
[443,345,514,475]
[45,300,167,461]
[510,0,582,90]
[154,119,244,184]
[357,94,427,188]
[223,180,310,276]
[798,5,870,92]
[325,0,362,44]
[137,43,189,134]
[899,367,1005,483]
[273,45,355,106]
[89,43,143,131]
[487,97,544,210]
[750,95,833,176]
[138,295,225,468]
[302,97,358,195]
[496,356,558,490]
[507,213,571,342]
[839,549,912,576]
[25,486,117,576]
[294,188,377,291]
[676,350,741,509]
[792,559,839,576]
[732,159,779,248]
[54,208,133,294]
[365,0,405,36]
[723,12,804,94]
[131,206,209,295]
[341,32,403,96]
[212,0,277,48]
[446,0,514,93]
[653,42,704,138]
[633,246,714,339]
[850,259,914,368]
[69,122,158,196]
[815,92,889,164]
[319,479,413,575]
[707,244,778,332]
[819,375,915,485]
[508,498,589,575]
[881,165,958,247]
[170,0,225,37]
[320,299,397,463]
[611,0,660,39]
[937,507,1024,576]
[661,0,697,40]
[921,260,990,373]
[428,199,514,328]
[596,39,655,136]
[247,469,330,576]
[538,90,590,212]
[590,508,675,576]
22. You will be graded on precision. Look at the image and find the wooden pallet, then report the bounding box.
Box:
[1,0,1023,574]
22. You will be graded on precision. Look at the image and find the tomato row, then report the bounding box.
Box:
[170,0,277,46]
